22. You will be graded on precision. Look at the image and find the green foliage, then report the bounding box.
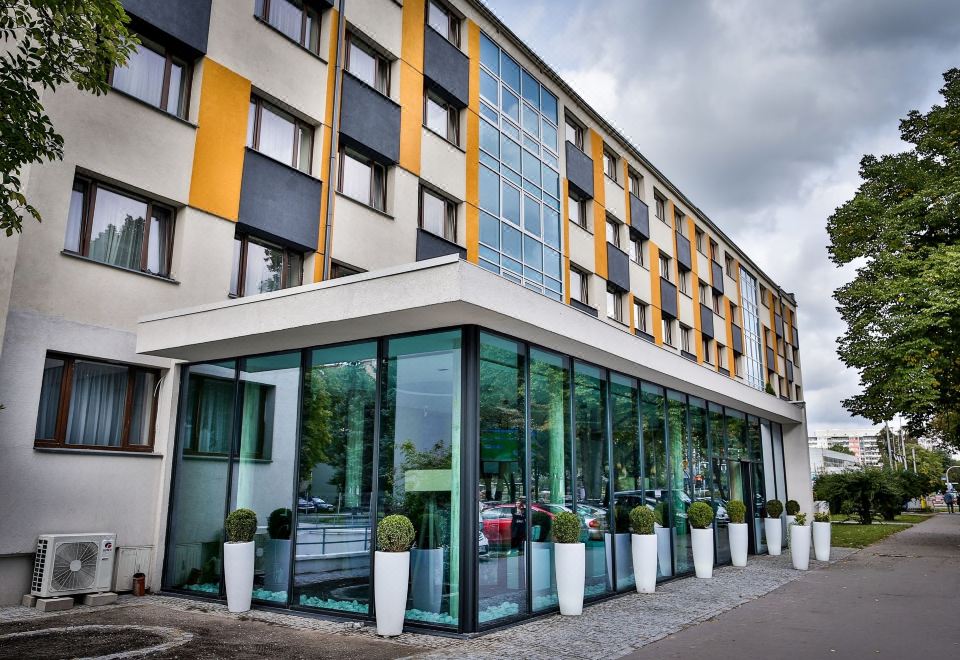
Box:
[653,501,667,527]
[727,500,746,524]
[786,499,800,515]
[813,511,831,523]
[826,68,960,451]
[765,381,776,395]
[827,443,855,456]
[1,0,138,235]
[629,506,655,535]
[267,508,292,540]
[377,514,415,552]
[814,468,913,524]
[765,499,783,519]
[225,509,258,543]
[552,510,581,544]
[688,501,714,529]
[794,512,807,526]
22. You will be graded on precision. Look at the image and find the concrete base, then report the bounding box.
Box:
[21,594,37,607]
[82,592,118,606]
[36,597,73,612]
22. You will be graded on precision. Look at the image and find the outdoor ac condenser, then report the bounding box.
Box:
[31,533,117,598]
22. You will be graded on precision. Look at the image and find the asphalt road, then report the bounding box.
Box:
[625,513,960,659]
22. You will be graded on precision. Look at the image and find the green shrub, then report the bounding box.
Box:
[794,512,807,526]
[614,504,632,533]
[727,500,746,524]
[654,502,667,527]
[765,381,776,395]
[688,501,714,529]
[765,499,783,519]
[553,511,581,544]
[267,508,292,540]
[225,508,258,543]
[377,514,415,552]
[630,506,655,535]
[813,511,831,523]
[786,499,800,516]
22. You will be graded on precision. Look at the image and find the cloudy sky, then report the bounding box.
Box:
[484,0,960,431]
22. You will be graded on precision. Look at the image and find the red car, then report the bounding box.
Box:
[480,502,561,548]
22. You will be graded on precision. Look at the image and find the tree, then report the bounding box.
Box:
[1,0,136,236]
[827,69,960,451]
[827,442,854,456]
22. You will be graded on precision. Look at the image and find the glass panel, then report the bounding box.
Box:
[726,408,747,460]
[243,239,284,295]
[477,333,526,624]
[295,342,377,614]
[479,165,499,214]
[747,415,767,553]
[112,42,165,108]
[543,207,560,248]
[523,195,540,236]
[689,396,711,546]
[501,87,520,123]
[65,360,128,446]
[146,208,171,276]
[543,247,561,280]
[521,70,539,108]
[541,118,558,152]
[421,190,448,237]
[347,40,377,89]
[427,1,450,38]
[341,151,372,204]
[127,370,156,446]
[166,361,235,595]
[35,357,65,439]
[666,390,691,575]
[480,69,498,104]
[522,234,542,270]
[773,423,787,502]
[502,182,520,225]
[542,166,560,199]
[230,238,242,296]
[64,183,85,253]
[233,352,301,604]
[501,223,521,261]
[378,330,462,627]
[500,51,520,91]
[297,125,312,173]
[88,187,147,271]
[522,102,539,136]
[286,251,303,287]
[266,0,304,43]
[479,211,499,248]
[501,135,521,173]
[708,402,730,564]
[480,119,499,157]
[258,103,296,166]
[610,373,639,592]
[573,362,609,598]
[641,382,671,578]
[165,61,184,116]
[541,89,558,124]
[480,32,499,73]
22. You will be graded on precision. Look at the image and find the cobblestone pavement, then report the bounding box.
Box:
[0,547,854,659]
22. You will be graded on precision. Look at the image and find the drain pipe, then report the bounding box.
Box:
[321,0,347,281]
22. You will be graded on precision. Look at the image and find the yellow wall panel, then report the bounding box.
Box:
[590,130,607,279]
[315,9,341,282]
[649,240,662,344]
[465,20,480,263]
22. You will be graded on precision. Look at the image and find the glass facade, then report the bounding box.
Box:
[164,326,788,632]
[739,267,765,390]
[477,32,563,300]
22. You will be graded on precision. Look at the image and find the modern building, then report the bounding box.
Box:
[0,0,811,633]
[809,429,882,467]
[809,447,860,479]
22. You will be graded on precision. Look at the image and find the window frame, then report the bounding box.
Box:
[654,193,666,223]
[713,291,723,315]
[718,343,727,370]
[634,299,648,333]
[34,353,159,452]
[346,32,391,96]
[702,336,712,363]
[695,228,705,254]
[606,286,624,323]
[629,234,646,266]
[418,185,457,242]
[423,91,460,145]
[254,0,320,53]
[725,252,735,277]
[674,207,684,231]
[230,233,303,297]
[570,266,589,305]
[602,147,618,181]
[678,268,690,296]
[568,193,587,229]
[628,169,643,197]
[107,32,191,119]
[247,95,315,173]
[680,324,692,353]
[565,116,584,150]
[659,252,672,283]
[663,318,675,346]
[605,216,621,248]
[426,0,461,47]
[337,147,387,211]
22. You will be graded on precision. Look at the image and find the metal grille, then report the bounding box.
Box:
[31,539,48,592]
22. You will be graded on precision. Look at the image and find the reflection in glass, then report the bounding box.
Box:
[641,382,671,578]
[378,331,461,626]
[725,409,747,554]
[243,239,284,295]
[689,397,712,566]
[610,374,640,591]
[747,415,767,553]
[573,363,609,598]
[667,390,692,575]
[709,402,731,564]
[295,342,377,614]
[88,187,146,272]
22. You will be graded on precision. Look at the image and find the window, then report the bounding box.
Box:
[730,302,739,323]
[634,300,648,333]
[759,284,769,303]
[565,116,583,149]
[663,318,675,346]
[346,33,390,95]
[110,34,189,118]
[779,377,787,398]
[330,261,363,278]
[606,287,624,322]
[64,176,174,277]
[709,239,718,262]
[338,148,386,211]
[630,235,645,266]
[659,253,672,282]
[702,337,711,363]
[699,281,709,305]
[654,194,666,223]
[680,325,691,353]
[795,384,802,400]
[678,268,689,295]
[568,193,586,228]
[35,354,158,450]
[424,92,460,145]
[674,207,684,231]
[247,96,313,173]
[230,233,303,297]
[419,186,457,241]
[254,0,319,53]
[606,217,620,248]
[718,344,727,370]
[725,252,734,277]
[602,147,618,181]
[628,170,643,197]
[713,291,723,315]
[570,267,588,304]
[427,0,460,46]
[695,228,705,254]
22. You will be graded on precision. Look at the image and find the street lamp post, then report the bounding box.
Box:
[945,466,960,490]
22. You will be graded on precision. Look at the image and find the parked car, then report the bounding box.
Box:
[297,497,316,514]
[478,529,489,556]
[480,502,565,548]
[574,504,607,541]
[310,497,335,512]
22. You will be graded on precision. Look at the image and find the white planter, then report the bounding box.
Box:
[530,541,554,597]
[728,522,749,567]
[410,547,443,613]
[785,515,796,547]
[631,534,657,593]
[691,527,714,579]
[263,539,291,593]
[223,541,254,613]
[555,543,585,615]
[375,551,410,636]
[812,521,831,562]
[764,518,783,556]
[791,525,811,570]
[604,532,633,590]
[654,524,672,577]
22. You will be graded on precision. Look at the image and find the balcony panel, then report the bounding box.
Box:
[731,323,743,354]
[629,194,650,239]
[711,261,724,294]
[423,28,469,108]
[786,359,795,382]
[606,243,630,292]
[565,141,594,199]
[122,0,211,55]
[340,72,401,164]
[416,228,466,261]
[775,313,784,338]
[700,303,715,339]
[676,234,692,271]
[660,278,678,319]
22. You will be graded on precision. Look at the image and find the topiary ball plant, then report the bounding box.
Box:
[765,499,783,519]
[688,501,715,529]
[813,511,830,523]
[225,508,258,544]
[552,511,582,544]
[727,500,746,525]
[268,508,292,540]
[794,512,807,526]
[377,514,415,552]
[630,506,655,535]
[786,499,800,516]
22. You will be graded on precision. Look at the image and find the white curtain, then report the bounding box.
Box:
[65,361,128,446]
[268,0,303,43]
[112,43,165,107]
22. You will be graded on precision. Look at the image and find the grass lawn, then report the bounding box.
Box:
[830,513,934,524]
[830,521,913,548]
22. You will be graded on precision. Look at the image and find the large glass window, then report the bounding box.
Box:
[610,373,640,592]
[295,342,377,614]
[477,333,526,624]
[247,96,313,173]
[230,234,303,297]
[338,148,386,211]
[740,267,765,390]
[378,330,462,626]
[110,34,188,118]
[420,187,457,242]
[708,402,730,564]
[747,415,767,553]
[255,0,320,53]
[641,382,671,578]
[666,390,692,575]
[346,34,390,95]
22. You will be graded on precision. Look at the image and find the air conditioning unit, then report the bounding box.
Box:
[31,533,117,598]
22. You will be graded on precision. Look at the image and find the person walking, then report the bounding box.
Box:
[945,490,955,514]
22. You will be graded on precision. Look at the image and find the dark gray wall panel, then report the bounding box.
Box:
[340,73,401,164]
[122,0,211,55]
[676,234,692,271]
[731,323,743,354]
[700,304,714,339]
[416,228,467,261]
[660,279,678,319]
[571,299,599,317]
[238,149,323,252]
[565,142,594,199]
[423,28,469,108]
[775,313,784,338]
[766,346,775,371]
[786,360,794,382]
[711,261,724,294]
[630,195,649,239]
[606,244,630,292]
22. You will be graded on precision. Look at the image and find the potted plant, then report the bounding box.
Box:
[263,508,292,595]
[605,505,633,590]
[553,510,584,615]
[764,499,784,556]
[530,507,554,599]
[688,501,715,578]
[727,500,748,567]
[785,499,800,547]
[812,511,831,561]
[629,505,657,593]
[224,508,258,613]
[653,502,671,577]
[410,509,444,614]
[790,512,810,570]
[375,514,415,636]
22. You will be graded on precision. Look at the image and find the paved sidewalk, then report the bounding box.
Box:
[625,514,960,660]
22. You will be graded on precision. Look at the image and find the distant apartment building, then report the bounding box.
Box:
[809,429,883,467]
[809,446,861,479]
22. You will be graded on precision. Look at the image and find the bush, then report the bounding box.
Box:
[614,504,632,533]
[794,512,807,526]
[225,508,258,543]
[267,508,292,540]
[765,499,783,519]
[786,499,800,516]
[553,511,581,543]
[653,502,667,527]
[688,501,714,529]
[814,469,908,524]
[377,514,415,552]
[630,506,655,535]
[727,500,746,524]
[813,511,831,523]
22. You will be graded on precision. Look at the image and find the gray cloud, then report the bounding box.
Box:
[483,0,960,430]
